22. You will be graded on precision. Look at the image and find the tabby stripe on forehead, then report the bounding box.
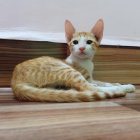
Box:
[79,33,84,37]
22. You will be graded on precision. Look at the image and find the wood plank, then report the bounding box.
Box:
[93,46,140,84]
[0,105,140,140]
[0,87,140,140]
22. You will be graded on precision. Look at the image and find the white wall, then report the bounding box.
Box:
[0,0,140,46]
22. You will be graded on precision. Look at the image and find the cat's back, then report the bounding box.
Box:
[12,56,71,84]
[13,56,71,77]
[15,56,64,68]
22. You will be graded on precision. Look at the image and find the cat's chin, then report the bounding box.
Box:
[73,52,90,59]
[77,54,90,59]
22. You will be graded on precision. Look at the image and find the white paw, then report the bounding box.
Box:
[120,84,135,93]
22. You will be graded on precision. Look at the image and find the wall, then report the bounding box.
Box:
[0,0,140,46]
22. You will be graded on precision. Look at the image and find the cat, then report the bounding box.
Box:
[11,19,135,102]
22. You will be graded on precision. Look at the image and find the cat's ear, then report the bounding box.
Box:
[65,20,76,43]
[91,19,104,43]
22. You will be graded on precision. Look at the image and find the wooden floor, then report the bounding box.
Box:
[0,86,140,140]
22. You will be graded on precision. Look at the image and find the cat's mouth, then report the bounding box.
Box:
[79,51,86,55]
[77,52,89,58]
[74,51,89,58]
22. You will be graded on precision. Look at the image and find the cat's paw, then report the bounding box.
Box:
[120,84,135,93]
[95,86,126,98]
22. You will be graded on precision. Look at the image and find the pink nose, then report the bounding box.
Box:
[79,47,85,51]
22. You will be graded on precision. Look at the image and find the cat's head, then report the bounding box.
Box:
[65,19,104,59]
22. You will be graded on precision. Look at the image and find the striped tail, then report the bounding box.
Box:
[12,83,98,102]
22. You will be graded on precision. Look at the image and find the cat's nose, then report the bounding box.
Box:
[79,47,85,52]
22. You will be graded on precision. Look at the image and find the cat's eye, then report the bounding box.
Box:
[73,40,78,45]
[86,40,93,44]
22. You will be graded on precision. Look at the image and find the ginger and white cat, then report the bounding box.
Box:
[11,19,135,102]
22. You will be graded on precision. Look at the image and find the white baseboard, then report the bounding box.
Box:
[102,37,140,47]
[0,30,140,47]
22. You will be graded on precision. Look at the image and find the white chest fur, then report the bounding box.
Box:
[66,54,94,80]
[79,59,94,76]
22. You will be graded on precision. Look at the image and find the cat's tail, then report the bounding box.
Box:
[12,83,97,102]
[12,83,135,102]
